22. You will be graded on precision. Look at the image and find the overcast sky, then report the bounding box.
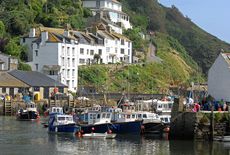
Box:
[159,0,230,44]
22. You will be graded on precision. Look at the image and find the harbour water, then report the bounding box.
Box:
[0,116,230,155]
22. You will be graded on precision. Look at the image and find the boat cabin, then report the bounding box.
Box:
[156,100,173,114]
[80,112,112,125]
[120,101,136,113]
[136,112,159,120]
[26,102,37,111]
[116,113,137,122]
[51,114,75,126]
[159,115,171,124]
[106,107,122,121]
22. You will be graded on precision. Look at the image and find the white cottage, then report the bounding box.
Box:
[82,0,132,30]
[208,53,230,102]
[21,27,79,92]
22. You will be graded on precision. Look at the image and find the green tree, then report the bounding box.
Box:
[0,21,5,38]
[5,38,21,57]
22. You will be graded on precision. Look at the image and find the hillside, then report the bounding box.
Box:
[122,0,230,74]
[79,32,204,93]
[0,0,228,93]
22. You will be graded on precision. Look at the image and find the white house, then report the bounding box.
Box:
[208,53,230,102]
[22,27,79,92]
[82,0,132,30]
[21,26,132,91]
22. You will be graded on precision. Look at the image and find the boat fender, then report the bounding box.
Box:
[63,105,70,114]
[91,127,95,133]
[107,129,112,134]
[164,127,170,133]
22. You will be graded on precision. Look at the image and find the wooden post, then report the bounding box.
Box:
[210,104,214,141]
[48,98,51,107]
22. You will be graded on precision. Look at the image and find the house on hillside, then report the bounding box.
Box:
[0,52,18,71]
[82,0,132,31]
[208,53,230,102]
[21,27,79,92]
[20,26,132,91]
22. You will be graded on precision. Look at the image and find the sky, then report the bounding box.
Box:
[158,0,230,44]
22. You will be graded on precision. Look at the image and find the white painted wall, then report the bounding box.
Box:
[82,1,97,8]
[78,43,105,65]
[208,53,230,102]
[31,40,78,92]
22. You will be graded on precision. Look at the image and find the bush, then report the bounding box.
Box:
[18,62,32,71]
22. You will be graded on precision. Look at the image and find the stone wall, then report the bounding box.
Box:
[169,97,230,140]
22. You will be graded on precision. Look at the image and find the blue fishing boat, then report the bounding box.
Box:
[48,114,79,133]
[78,111,142,134]
[16,102,39,121]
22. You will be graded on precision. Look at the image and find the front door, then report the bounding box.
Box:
[9,88,14,97]
[44,87,49,99]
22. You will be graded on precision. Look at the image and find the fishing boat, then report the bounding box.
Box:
[135,111,164,134]
[16,102,39,121]
[48,114,79,133]
[118,100,164,134]
[78,111,142,134]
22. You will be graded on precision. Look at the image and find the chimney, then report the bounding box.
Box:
[84,29,89,35]
[41,31,48,43]
[29,28,36,37]
[64,30,69,37]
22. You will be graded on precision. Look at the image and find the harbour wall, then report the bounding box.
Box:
[170,97,230,140]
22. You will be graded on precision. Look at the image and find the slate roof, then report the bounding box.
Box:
[0,71,29,87]
[8,70,66,87]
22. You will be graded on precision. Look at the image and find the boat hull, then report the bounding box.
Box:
[80,120,142,134]
[17,111,38,121]
[48,124,79,133]
[142,122,164,134]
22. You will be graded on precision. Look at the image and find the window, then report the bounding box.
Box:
[67,70,70,78]
[67,80,70,87]
[72,47,75,56]
[120,48,124,54]
[62,57,64,66]
[87,49,89,55]
[90,50,94,55]
[106,47,110,52]
[79,59,85,64]
[80,48,84,54]
[121,39,124,45]
[49,70,55,75]
[115,48,118,53]
[72,80,74,87]
[128,42,130,47]
[67,47,70,56]
[2,88,6,93]
[62,46,65,55]
[67,58,70,67]
[35,64,38,71]
[72,59,75,67]
[35,50,38,56]
[128,49,130,55]
[98,49,102,55]
[72,69,75,77]
[115,40,118,45]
